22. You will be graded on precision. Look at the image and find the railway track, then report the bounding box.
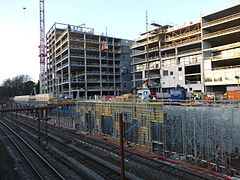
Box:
[62,130,214,180]
[4,113,218,180]
[0,121,65,180]
[3,114,137,180]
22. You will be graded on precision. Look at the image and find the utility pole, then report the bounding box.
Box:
[119,113,125,180]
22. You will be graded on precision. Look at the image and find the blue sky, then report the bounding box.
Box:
[0,0,239,84]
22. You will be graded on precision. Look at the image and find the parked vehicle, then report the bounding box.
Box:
[137,89,151,100]
[137,87,187,101]
[150,92,171,99]
[170,88,187,100]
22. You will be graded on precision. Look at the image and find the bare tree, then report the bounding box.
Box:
[0,75,36,99]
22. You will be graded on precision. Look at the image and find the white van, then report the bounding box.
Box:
[137,89,150,100]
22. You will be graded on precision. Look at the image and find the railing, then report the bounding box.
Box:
[87,55,100,59]
[161,36,201,49]
[102,64,113,67]
[70,53,84,57]
[203,25,240,38]
[86,38,99,43]
[87,46,100,51]
[205,52,240,61]
[166,30,200,42]
[101,87,115,90]
[70,37,84,41]
[62,54,68,59]
[71,87,85,91]
[132,58,145,64]
[70,62,84,66]
[148,37,159,43]
[55,29,68,43]
[88,78,100,81]
[131,42,145,49]
[56,66,62,72]
[149,47,159,52]
[132,50,146,56]
[132,56,160,64]
[55,44,62,51]
[62,38,68,45]
[87,86,101,90]
[149,74,160,78]
[161,53,175,58]
[62,63,68,67]
[178,48,201,55]
[70,45,84,49]
[212,65,240,71]
[203,12,240,27]
[61,46,68,52]
[55,51,62,58]
[132,46,159,55]
[186,81,201,84]
[71,78,85,82]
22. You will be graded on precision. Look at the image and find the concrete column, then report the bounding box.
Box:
[99,36,103,97]
[84,34,87,99]
[67,29,71,97]
[113,38,116,96]
[158,35,162,93]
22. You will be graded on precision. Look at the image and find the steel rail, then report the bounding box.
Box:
[0,121,65,180]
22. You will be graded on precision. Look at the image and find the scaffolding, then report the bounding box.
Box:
[162,106,239,174]
[47,101,240,175]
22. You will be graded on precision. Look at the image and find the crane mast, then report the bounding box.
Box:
[39,0,46,93]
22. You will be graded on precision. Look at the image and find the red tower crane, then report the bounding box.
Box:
[39,0,46,93]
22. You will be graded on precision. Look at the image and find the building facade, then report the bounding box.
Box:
[202,4,240,92]
[43,23,133,98]
[131,3,240,94]
[131,22,203,93]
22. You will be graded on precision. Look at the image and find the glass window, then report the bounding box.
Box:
[214,73,222,82]
[225,72,234,80]
[205,77,212,82]
[177,57,180,65]
[163,70,168,76]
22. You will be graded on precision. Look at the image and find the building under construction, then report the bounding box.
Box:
[42,23,133,98]
[131,4,240,94]
[31,3,240,177]
[202,4,240,92]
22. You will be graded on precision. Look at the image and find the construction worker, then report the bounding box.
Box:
[152,96,157,101]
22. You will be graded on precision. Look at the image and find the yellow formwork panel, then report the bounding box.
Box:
[138,126,151,145]
[76,101,165,123]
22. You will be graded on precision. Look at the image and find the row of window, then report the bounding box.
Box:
[163,67,182,76]
[205,71,240,82]
[162,54,202,67]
